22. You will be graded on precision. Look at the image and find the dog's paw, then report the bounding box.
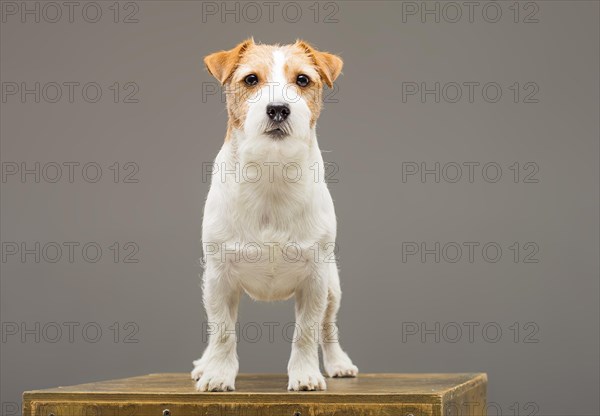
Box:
[288,370,327,391]
[191,365,204,381]
[325,361,359,378]
[324,350,359,378]
[195,370,236,392]
[191,357,208,380]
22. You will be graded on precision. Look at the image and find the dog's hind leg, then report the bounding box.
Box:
[320,263,359,378]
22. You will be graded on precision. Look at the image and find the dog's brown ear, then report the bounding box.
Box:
[204,38,254,84]
[295,40,343,88]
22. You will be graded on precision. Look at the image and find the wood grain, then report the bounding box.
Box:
[23,373,487,416]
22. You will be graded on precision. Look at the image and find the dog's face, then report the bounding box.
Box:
[204,39,342,142]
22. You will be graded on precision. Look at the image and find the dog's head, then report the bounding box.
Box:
[204,39,342,142]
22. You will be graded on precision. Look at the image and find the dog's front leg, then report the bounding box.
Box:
[191,264,240,392]
[287,265,328,391]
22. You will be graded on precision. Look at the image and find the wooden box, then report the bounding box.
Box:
[23,373,487,416]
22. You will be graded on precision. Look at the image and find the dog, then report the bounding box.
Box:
[191,39,357,392]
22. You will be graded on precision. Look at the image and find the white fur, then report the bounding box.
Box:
[192,48,357,392]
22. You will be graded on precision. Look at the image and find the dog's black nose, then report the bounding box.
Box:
[266,103,290,122]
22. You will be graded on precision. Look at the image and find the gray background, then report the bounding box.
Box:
[1,1,598,414]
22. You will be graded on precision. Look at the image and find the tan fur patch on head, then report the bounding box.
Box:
[224,44,276,129]
[294,40,343,88]
[280,43,324,127]
[204,38,254,85]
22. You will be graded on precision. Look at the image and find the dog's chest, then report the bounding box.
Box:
[228,189,323,301]
[203,140,335,300]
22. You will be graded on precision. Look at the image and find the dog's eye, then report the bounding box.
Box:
[296,74,310,87]
[244,74,259,86]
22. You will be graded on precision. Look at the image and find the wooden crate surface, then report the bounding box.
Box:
[24,373,487,416]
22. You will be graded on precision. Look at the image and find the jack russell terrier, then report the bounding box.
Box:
[192,39,358,392]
